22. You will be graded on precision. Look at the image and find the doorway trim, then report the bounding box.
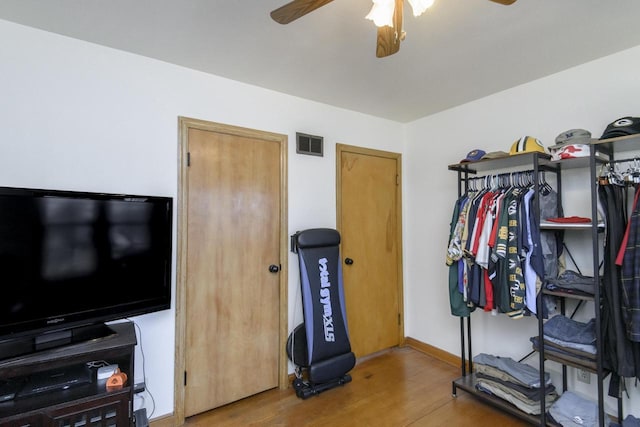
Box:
[335,143,405,346]
[174,117,288,425]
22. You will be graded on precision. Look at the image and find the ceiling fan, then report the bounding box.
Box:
[271,0,517,58]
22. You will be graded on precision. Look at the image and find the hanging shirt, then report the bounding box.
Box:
[446,195,471,266]
[616,185,640,266]
[505,188,526,316]
[620,185,640,341]
[493,188,513,313]
[447,196,473,317]
[523,188,539,314]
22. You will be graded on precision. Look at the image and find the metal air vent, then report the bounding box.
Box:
[296,132,323,157]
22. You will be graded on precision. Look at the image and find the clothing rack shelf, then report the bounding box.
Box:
[542,289,594,302]
[448,152,553,174]
[452,373,541,425]
[448,134,640,426]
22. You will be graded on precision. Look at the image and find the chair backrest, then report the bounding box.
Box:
[293,228,352,365]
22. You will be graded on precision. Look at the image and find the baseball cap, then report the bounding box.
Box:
[551,129,593,148]
[509,136,545,155]
[481,151,509,160]
[600,117,640,139]
[460,149,486,163]
[550,144,590,160]
[548,129,593,160]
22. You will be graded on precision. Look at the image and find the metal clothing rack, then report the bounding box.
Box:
[446,139,640,425]
[449,152,556,425]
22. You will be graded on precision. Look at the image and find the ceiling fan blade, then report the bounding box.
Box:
[489,0,517,4]
[376,0,403,58]
[270,0,335,24]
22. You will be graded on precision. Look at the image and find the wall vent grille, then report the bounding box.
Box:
[296,132,323,157]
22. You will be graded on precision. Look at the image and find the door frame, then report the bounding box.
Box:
[336,143,405,347]
[174,117,289,425]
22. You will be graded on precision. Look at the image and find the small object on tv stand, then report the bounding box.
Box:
[105,368,128,391]
[97,364,119,381]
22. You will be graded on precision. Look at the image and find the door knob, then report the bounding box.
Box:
[345,258,354,265]
[269,264,280,273]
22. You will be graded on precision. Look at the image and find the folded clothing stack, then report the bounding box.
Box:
[530,314,597,370]
[545,270,596,296]
[547,390,610,426]
[473,353,557,415]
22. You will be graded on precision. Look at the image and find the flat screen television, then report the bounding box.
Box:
[0,186,173,359]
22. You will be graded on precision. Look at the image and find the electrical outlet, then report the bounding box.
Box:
[577,369,591,384]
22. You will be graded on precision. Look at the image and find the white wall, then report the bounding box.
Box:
[0,19,403,419]
[403,45,640,417]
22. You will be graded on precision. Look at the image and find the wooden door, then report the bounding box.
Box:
[337,144,403,358]
[177,118,288,419]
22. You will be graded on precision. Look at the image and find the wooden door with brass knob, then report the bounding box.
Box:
[177,117,288,419]
[337,144,403,358]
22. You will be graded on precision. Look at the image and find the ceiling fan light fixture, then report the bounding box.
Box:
[272,0,517,59]
[407,0,434,16]
[365,0,395,27]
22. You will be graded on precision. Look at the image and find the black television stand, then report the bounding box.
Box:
[0,321,136,426]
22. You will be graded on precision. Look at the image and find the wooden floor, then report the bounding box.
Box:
[183,346,531,426]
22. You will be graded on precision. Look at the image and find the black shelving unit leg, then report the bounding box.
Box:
[458,316,473,377]
[460,317,466,377]
[467,316,473,374]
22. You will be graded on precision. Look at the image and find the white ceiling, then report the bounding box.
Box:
[2,0,640,123]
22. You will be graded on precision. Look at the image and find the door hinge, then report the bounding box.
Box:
[398,313,401,325]
[396,174,400,185]
[187,152,191,167]
[184,371,187,386]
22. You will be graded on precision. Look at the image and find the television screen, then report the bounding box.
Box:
[0,186,172,351]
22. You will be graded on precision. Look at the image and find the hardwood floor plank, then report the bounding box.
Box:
[183,346,531,426]
[412,393,530,427]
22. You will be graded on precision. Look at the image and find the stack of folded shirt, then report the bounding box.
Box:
[473,353,558,415]
[545,270,596,296]
[530,315,597,369]
[547,390,606,426]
